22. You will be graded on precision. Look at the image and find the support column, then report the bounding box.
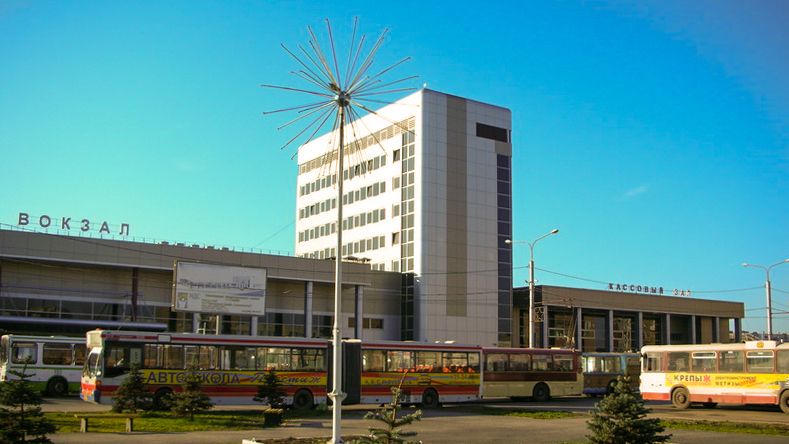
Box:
[542,305,549,348]
[714,316,720,342]
[576,307,583,352]
[734,318,742,342]
[637,312,644,350]
[355,285,364,340]
[193,313,201,333]
[304,281,314,338]
[607,310,614,352]
[250,316,258,336]
[665,313,671,345]
[691,315,697,344]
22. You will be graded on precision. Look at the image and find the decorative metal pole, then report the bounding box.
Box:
[329,99,347,443]
[261,19,414,444]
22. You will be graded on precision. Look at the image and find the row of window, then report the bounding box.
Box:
[299,173,337,197]
[484,352,576,372]
[297,117,414,175]
[343,181,387,205]
[298,222,336,243]
[362,349,479,373]
[0,296,169,324]
[340,235,387,257]
[299,197,336,220]
[5,341,87,366]
[643,350,789,374]
[105,343,326,373]
[343,154,388,181]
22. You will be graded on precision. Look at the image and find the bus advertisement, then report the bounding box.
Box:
[640,341,789,413]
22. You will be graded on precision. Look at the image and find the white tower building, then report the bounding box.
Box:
[295,89,512,346]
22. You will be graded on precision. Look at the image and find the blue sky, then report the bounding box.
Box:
[1,1,787,333]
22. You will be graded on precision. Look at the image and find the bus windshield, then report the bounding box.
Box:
[84,349,102,378]
[0,336,8,365]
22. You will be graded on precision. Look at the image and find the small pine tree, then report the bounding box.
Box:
[0,362,57,444]
[354,376,422,444]
[170,367,214,421]
[253,369,286,409]
[112,363,151,413]
[587,376,671,444]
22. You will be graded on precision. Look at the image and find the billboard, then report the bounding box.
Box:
[172,262,267,316]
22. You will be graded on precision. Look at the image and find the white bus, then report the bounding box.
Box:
[0,335,87,396]
[640,341,789,413]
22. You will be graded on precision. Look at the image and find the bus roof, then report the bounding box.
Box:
[641,341,789,353]
[1,334,84,343]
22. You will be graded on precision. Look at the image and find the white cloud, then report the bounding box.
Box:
[622,184,649,200]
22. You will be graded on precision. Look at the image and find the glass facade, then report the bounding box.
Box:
[496,154,512,346]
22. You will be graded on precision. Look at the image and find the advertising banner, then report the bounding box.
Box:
[172,262,267,316]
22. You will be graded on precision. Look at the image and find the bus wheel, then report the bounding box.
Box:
[153,388,173,410]
[671,387,690,409]
[292,389,314,410]
[779,390,789,414]
[532,383,551,402]
[47,377,68,397]
[421,389,439,408]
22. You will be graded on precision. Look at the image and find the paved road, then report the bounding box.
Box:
[41,396,789,444]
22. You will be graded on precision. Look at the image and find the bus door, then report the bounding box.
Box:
[327,341,361,405]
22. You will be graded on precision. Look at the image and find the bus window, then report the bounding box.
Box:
[144,344,161,368]
[362,350,386,372]
[231,347,255,370]
[468,352,480,372]
[163,345,184,369]
[643,352,661,372]
[293,348,324,371]
[532,354,551,371]
[265,347,291,370]
[691,352,717,372]
[73,344,87,366]
[43,342,72,365]
[777,351,789,373]
[553,354,573,371]
[184,345,199,368]
[12,342,37,364]
[442,352,468,372]
[414,351,439,372]
[625,356,640,376]
[486,353,508,372]
[386,350,412,372]
[667,352,689,371]
[106,344,142,376]
[509,354,530,371]
[775,350,789,373]
[719,350,743,373]
[199,346,218,370]
[746,351,774,373]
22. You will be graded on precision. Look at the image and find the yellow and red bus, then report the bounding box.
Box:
[80,330,482,408]
[640,341,789,413]
[481,347,583,401]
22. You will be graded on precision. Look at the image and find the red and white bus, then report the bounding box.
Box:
[640,341,789,413]
[80,330,482,408]
[81,329,582,408]
[481,347,583,401]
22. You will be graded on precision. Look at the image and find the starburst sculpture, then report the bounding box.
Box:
[261,18,415,444]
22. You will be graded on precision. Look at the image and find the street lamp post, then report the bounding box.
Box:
[507,228,559,348]
[742,259,789,340]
